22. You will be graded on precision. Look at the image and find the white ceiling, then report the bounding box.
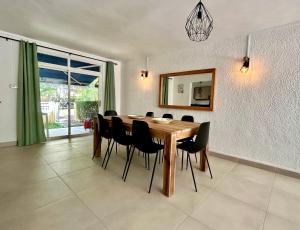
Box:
[0,0,299,60]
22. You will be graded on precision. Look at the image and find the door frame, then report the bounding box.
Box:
[38,47,104,139]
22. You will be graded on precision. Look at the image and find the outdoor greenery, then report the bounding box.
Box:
[76,101,99,121]
[47,122,64,129]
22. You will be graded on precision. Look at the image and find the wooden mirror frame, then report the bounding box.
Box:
[159,68,216,111]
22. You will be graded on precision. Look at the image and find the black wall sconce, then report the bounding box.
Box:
[140,56,149,80]
[240,57,250,74]
[140,70,148,80]
[241,35,251,74]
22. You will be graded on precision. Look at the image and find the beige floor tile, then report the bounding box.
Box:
[166,186,211,215]
[0,197,107,230]
[230,164,275,186]
[101,195,187,230]
[0,148,43,164]
[263,213,300,230]
[191,191,266,230]
[77,179,145,219]
[216,174,272,210]
[176,217,212,230]
[49,156,97,175]
[206,156,237,173]
[61,166,119,193]
[0,164,57,185]
[42,149,87,163]
[273,174,300,196]
[0,177,73,223]
[268,188,300,225]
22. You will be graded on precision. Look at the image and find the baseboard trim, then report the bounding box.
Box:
[209,151,300,179]
[0,141,17,147]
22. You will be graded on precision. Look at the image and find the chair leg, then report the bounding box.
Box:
[181,150,184,171]
[101,139,111,167]
[148,152,159,193]
[186,151,189,170]
[187,153,197,192]
[122,146,135,179]
[144,152,147,168]
[204,153,213,179]
[115,143,118,154]
[147,153,150,170]
[104,141,115,169]
[176,148,179,156]
[123,146,135,181]
[158,151,161,164]
[195,153,198,163]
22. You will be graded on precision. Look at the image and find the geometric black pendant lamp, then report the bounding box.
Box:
[185,0,213,42]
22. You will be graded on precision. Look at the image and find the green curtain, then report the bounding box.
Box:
[162,78,169,105]
[17,41,46,146]
[104,61,116,111]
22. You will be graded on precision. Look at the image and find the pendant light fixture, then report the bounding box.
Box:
[185,0,213,42]
[241,35,251,74]
[140,56,149,80]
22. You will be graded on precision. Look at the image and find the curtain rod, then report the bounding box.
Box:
[0,35,118,65]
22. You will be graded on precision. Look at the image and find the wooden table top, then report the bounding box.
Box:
[104,115,200,140]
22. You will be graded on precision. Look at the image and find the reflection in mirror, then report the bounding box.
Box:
[160,69,215,111]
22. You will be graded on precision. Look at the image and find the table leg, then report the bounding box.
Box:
[93,117,101,158]
[163,133,176,197]
[199,146,208,172]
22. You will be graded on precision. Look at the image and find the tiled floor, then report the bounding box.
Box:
[0,136,299,230]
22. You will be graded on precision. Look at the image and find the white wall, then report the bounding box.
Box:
[0,39,19,143]
[122,23,300,172]
[0,34,122,144]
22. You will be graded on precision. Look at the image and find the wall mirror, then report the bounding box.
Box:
[159,68,215,111]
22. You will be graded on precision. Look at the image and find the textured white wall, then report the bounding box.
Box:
[122,23,300,172]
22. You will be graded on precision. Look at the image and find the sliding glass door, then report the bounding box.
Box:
[69,57,101,136]
[38,48,102,138]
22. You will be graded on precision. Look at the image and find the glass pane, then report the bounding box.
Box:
[71,59,100,72]
[39,68,69,138]
[70,72,99,135]
[38,53,67,66]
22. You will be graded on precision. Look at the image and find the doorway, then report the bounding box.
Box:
[38,48,103,139]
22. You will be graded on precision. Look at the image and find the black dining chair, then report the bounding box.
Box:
[104,110,118,153]
[94,114,113,163]
[146,112,154,117]
[181,115,194,122]
[102,117,134,171]
[162,113,173,119]
[123,120,164,193]
[177,122,212,192]
[177,115,196,169]
[104,110,118,116]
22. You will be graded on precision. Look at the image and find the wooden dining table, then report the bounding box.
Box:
[93,115,208,197]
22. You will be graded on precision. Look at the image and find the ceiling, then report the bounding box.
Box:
[0,0,299,60]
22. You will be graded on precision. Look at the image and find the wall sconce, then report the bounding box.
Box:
[240,57,250,73]
[240,35,251,74]
[140,70,148,80]
[140,56,149,80]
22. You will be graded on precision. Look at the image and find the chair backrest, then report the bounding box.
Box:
[97,114,110,137]
[181,115,194,122]
[195,122,210,150]
[132,120,153,149]
[162,113,173,119]
[111,117,127,143]
[146,112,154,117]
[104,110,118,116]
